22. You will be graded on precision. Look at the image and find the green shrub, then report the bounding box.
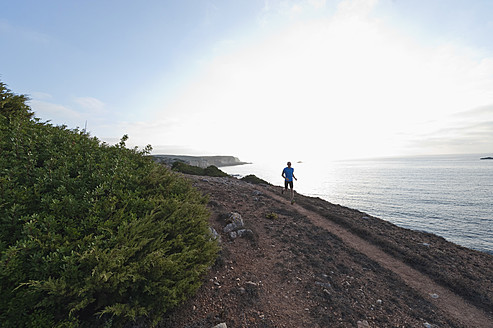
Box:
[172,161,229,177]
[203,165,229,177]
[0,83,218,327]
[241,174,271,185]
[171,161,204,175]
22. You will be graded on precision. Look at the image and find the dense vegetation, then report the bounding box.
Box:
[0,82,218,327]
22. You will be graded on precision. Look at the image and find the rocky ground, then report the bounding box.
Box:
[159,175,493,328]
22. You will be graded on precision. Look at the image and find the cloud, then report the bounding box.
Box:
[307,0,327,9]
[336,0,378,19]
[290,4,303,15]
[30,91,53,100]
[30,99,81,122]
[257,0,329,27]
[73,96,105,111]
[455,104,493,118]
[29,95,109,132]
[437,121,493,137]
[411,132,493,155]
[204,1,219,27]
[409,116,493,155]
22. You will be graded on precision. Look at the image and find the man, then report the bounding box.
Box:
[282,161,297,204]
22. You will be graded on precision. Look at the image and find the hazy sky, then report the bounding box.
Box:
[2,0,493,161]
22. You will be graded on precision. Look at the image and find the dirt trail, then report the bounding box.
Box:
[162,175,493,327]
[266,189,493,328]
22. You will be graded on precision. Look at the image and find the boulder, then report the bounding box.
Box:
[223,212,244,233]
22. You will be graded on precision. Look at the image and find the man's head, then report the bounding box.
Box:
[287,162,292,167]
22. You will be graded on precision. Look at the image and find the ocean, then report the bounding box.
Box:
[221,153,493,255]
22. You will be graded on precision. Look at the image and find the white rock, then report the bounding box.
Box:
[213,323,227,328]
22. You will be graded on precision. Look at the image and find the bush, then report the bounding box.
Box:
[0,83,218,327]
[171,161,229,177]
[203,165,229,177]
[241,174,271,185]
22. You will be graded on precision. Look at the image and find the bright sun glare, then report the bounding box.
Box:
[134,1,490,162]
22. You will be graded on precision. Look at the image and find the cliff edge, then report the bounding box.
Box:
[158,174,493,328]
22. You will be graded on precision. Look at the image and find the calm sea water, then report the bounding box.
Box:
[222,154,493,255]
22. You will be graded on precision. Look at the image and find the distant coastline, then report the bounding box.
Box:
[151,155,250,168]
[480,156,493,160]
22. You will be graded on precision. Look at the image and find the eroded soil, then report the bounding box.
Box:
[160,175,493,328]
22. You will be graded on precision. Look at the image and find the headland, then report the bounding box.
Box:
[161,173,493,327]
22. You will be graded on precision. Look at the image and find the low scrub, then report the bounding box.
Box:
[171,161,229,177]
[241,174,271,185]
[0,82,218,327]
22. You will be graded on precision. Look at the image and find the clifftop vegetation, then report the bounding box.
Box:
[0,82,218,327]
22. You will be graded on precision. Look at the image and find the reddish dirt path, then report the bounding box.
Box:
[162,175,493,327]
[266,189,493,328]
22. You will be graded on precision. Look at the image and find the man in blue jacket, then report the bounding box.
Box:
[282,161,297,204]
